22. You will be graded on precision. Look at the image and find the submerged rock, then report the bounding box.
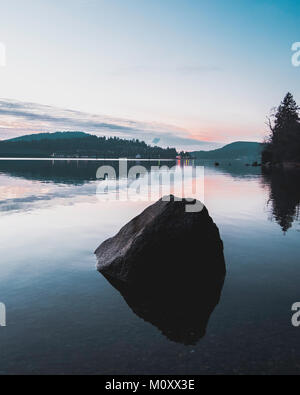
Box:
[95,195,226,344]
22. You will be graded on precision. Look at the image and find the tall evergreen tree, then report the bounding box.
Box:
[262,93,300,163]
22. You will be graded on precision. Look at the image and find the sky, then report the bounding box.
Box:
[0,0,299,150]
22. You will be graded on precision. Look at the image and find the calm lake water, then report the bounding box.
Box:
[0,159,300,375]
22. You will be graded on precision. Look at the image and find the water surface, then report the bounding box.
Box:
[0,159,300,375]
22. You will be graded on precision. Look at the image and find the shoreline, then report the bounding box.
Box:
[0,157,176,162]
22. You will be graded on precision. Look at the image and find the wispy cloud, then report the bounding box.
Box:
[0,99,221,151]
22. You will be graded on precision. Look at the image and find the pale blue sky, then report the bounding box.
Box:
[0,0,299,148]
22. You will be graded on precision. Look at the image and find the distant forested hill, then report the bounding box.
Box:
[7,131,88,142]
[191,141,263,161]
[0,132,178,159]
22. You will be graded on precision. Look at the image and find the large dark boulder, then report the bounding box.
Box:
[95,195,226,344]
[95,195,225,286]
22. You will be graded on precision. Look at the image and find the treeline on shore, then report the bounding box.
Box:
[262,92,300,166]
[0,133,178,159]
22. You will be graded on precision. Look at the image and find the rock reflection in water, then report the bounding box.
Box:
[103,270,225,346]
